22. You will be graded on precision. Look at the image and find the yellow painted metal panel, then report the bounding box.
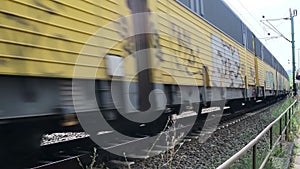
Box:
[264,63,277,90]
[245,52,256,86]
[148,0,246,87]
[0,0,128,79]
[0,0,289,89]
[257,58,265,87]
[254,57,259,86]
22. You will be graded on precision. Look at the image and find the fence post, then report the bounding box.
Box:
[285,112,288,141]
[253,144,257,169]
[280,118,282,149]
[270,126,273,149]
[289,108,292,129]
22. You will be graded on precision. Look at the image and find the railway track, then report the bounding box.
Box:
[25,98,283,169]
[26,137,94,169]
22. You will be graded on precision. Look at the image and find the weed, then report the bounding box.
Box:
[77,147,108,169]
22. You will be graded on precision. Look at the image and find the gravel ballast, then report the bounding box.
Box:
[130,101,289,169]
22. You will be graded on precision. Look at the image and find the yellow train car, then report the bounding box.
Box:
[0,0,290,167]
[0,0,290,123]
[0,0,290,126]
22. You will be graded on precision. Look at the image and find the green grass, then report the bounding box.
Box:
[289,101,300,169]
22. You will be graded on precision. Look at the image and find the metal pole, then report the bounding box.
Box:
[289,109,291,130]
[280,118,282,149]
[280,118,282,136]
[253,144,257,169]
[291,107,293,128]
[290,8,297,96]
[298,48,300,69]
[270,126,273,149]
[285,112,288,140]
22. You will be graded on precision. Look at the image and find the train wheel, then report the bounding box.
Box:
[0,123,43,169]
[105,110,172,137]
[191,105,206,130]
[228,100,243,112]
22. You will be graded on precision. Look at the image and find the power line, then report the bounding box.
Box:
[260,19,291,42]
[236,0,266,36]
[223,0,264,37]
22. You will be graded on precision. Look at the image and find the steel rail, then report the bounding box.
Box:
[29,98,287,169]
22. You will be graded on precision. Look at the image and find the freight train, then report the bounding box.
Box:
[0,0,289,167]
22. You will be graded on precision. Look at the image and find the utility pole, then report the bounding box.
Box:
[298,48,300,69]
[290,8,297,96]
[261,9,298,96]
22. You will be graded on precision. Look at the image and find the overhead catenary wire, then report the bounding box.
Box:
[259,9,291,43]
[235,0,266,37]
[232,0,291,44]
[223,0,265,38]
[223,1,280,52]
[259,19,291,43]
[223,0,292,69]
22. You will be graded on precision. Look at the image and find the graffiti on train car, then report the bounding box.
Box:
[149,21,164,64]
[211,34,244,88]
[278,75,283,90]
[116,1,163,66]
[171,22,203,76]
[116,11,203,77]
[116,16,135,56]
[250,67,256,84]
[2,0,72,75]
[266,71,275,89]
[116,16,163,61]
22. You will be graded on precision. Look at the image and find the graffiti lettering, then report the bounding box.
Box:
[250,67,256,84]
[116,16,135,56]
[148,16,164,65]
[211,34,244,88]
[171,23,202,76]
[278,75,283,90]
[266,71,275,89]
[116,9,163,64]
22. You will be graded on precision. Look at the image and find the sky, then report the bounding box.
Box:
[223,0,300,71]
